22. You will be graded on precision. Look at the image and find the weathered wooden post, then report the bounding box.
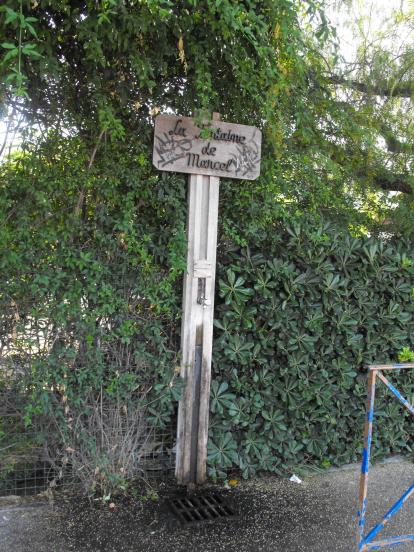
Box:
[153,113,261,486]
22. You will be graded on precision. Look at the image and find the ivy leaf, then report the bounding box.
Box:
[22,45,42,58]
[25,23,38,39]
[219,268,253,304]
[208,432,239,467]
[223,334,254,364]
[243,431,266,458]
[210,381,236,414]
[3,49,19,63]
[4,7,19,25]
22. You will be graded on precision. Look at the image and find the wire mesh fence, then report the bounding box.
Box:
[0,327,178,497]
[0,429,57,497]
[0,224,180,498]
[0,390,176,497]
[0,392,53,496]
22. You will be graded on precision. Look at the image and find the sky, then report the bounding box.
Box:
[327,0,411,63]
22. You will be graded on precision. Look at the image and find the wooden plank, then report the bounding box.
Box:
[153,114,261,180]
[196,174,219,483]
[175,173,202,484]
[176,173,218,485]
[175,114,222,486]
[367,363,414,371]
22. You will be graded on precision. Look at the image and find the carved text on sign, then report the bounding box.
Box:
[153,115,262,180]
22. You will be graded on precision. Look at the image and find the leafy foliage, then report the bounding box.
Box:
[209,219,414,479]
[1,1,414,490]
[0,0,376,232]
[399,347,414,363]
[1,2,42,97]
[0,135,186,494]
[0,1,324,131]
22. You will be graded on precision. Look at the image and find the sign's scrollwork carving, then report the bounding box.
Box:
[153,115,262,180]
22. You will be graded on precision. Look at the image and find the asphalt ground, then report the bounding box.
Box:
[1,458,414,552]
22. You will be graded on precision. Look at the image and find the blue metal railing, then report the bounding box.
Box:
[357,363,414,551]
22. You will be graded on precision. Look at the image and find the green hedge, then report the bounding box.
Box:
[2,138,414,484]
[208,220,414,479]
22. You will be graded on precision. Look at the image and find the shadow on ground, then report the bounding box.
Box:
[1,458,414,552]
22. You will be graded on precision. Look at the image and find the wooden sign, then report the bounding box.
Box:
[152,112,262,487]
[153,114,262,180]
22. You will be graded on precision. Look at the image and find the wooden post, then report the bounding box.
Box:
[175,114,221,486]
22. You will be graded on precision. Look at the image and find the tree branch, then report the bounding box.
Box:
[355,168,413,194]
[329,143,413,194]
[74,129,106,218]
[379,124,414,155]
[329,75,414,98]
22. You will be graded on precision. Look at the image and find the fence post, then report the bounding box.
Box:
[175,115,221,486]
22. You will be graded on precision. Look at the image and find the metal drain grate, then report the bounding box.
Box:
[168,493,237,526]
